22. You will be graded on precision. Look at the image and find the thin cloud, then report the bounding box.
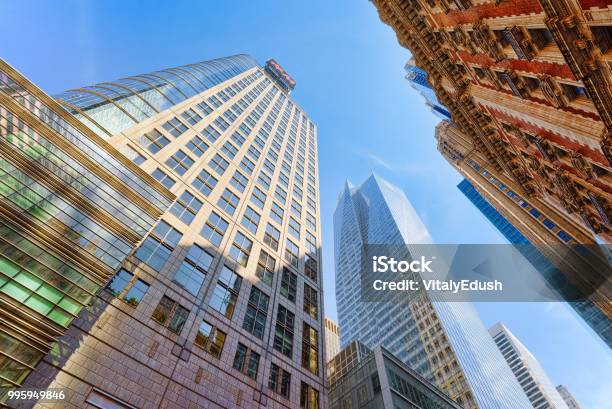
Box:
[358,151,433,175]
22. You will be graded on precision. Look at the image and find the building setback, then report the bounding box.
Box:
[333,173,531,409]
[327,341,463,409]
[9,55,325,409]
[489,323,569,409]
[324,316,341,364]
[0,60,173,395]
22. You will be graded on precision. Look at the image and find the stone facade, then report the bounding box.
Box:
[372,0,612,242]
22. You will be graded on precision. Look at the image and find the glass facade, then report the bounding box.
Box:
[8,55,325,409]
[404,59,452,121]
[333,174,531,409]
[458,178,611,348]
[54,54,257,138]
[0,59,172,390]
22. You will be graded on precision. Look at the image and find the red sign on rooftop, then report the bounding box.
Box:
[265,59,296,90]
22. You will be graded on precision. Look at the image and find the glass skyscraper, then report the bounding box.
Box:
[333,173,531,409]
[404,58,451,122]
[458,179,611,348]
[5,54,324,409]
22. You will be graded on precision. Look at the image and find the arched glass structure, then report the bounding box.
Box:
[54,54,257,138]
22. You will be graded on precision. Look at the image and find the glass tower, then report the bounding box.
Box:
[0,59,172,393]
[458,178,611,348]
[489,323,569,409]
[404,58,452,122]
[333,173,531,409]
[12,55,324,409]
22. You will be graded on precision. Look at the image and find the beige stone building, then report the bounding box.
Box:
[9,55,325,409]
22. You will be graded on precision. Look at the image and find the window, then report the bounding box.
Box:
[306,232,317,255]
[301,323,319,375]
[270,202,284,224]
[181,108,202,125]
[202,125,221,143]
[152,168,175,189]
[275,186,287,204]
[106,268,149,306]
[280,267,297,302]
[209,153,229,175]
[250,187,267,209]
[233,343,260,380]
[288,217,300,239]
[247,144,261,161]
[217,90,230,102]
[285,240,299,269]
[304,255,318,283]
[186,135,209,157]
[256,250,276,286]
[162,117,188,137]
[196,101,214,116]
[120,145,146,165]
[165,149,194,176]
[173,244,213,296]
[152,295,189,334]
[138,129,170,153]
[291,200,302,217]
[258,173,272,190]
[221,141,238,158]
[229,231,253,266]
[241,206,260,234]
[306,213,316,231]
[263,223,280,251]
[231,131,246,146]
[240,157,255,175]
[300,382,319,409]
[207,95,222,108]
[303,284,318,319]
[214,116,230,131]
[135,221,182,271]
[194,320,226,358]
[201,212,229,247]
[293,185,303,201]
[170,190,203,224]
[192,169,217,196]
[274,305,294,358]
[217,188,240,215]
[230,170,248,193]
[209,265,242,319]
[269,364,291,399]
[243,286,269,339]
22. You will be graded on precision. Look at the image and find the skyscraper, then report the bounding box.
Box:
[0,60,173,393]
[10,55,325,409]
[333,173,531,409]
[371,0,612,243]
[324,316,341,363]
[555,385,583,409]
[404,58,452,121]
[489,323,569,409]
[436,122,612,347]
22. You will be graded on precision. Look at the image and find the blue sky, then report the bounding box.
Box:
[3,1,610,407]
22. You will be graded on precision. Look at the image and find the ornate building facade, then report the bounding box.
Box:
[372,0,612,243]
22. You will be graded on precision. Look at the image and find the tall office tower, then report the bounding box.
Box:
[371,0,612,243]
[333,174,531,409]
[0,61,173,394]
[324,316,341,363]
[16,55,325,409]
[404,58,452,121]
[438,119,610,346]
[458,177,611,347]
[489,323,569,409]
[327,341,463,409]
[555,385,583,409]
